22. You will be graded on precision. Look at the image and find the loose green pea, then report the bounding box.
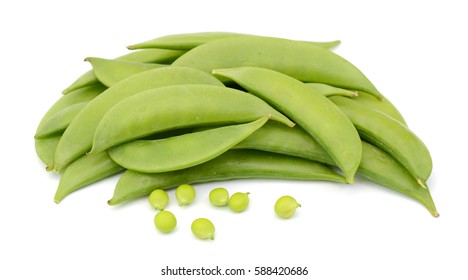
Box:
[154,210,177,233]
[274,195,301,219]
[176,184,196,206]
[191,218,215,240]
[148,189,169,210]
[209,187,229,207]
[228,192,250,212]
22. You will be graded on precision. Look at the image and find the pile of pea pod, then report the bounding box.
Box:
[34,32,438,217]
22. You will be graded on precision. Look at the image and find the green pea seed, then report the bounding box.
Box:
[209,187,229,207]
[148,189,169,210]
[176,184,196,206]
[154,210,177,233]
[191,218,215,240]
[228,192,250,212]
[274,195,301,219]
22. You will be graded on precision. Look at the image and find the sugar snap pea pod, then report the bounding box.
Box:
[174,36,381,98]
[304,83,358,97]
[213,66,360,183]
[54,152,124,203]
[35,135,61,171]
[91,85,293,154]
[108,116,270,173]
[329,96,432,184]
[234,122,335,166]
[108,150,346,205]
[54,67,224,172]
[234,124,437,216]
[352,91,407,126]
[62,49,186,94]
[128,31,341,50]
[36,102,88,138]
[84,57,167,87]
[90,84,294,155]
[358,141,438,217]
[35,84,106,139]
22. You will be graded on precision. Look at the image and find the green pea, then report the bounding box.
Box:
[154,210,177,233]
[191,218,215,240]
[228,192,250,212]
[176,184,196,206]
[274,195,301,219]
[209,187,229,207]
[148,189,169,210]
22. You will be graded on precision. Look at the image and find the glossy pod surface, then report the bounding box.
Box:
[174,36,381,97]
[108,150,346,205]
[108,116,270,173]
[329,96,432,182]
[213,66,361,183]
[54,67,224,172]
[90,84,294,154]
[62,48,185,94]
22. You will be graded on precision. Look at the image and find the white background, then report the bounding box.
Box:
[1,0,467,279]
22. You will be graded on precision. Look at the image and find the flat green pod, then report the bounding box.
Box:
[54,152,124,203]
[62,49,185,94]
[128,31,340,50]
[353,91,407,126]
[108,150,346,205]
[330,96,432,183]
[85,57,166,87]
[54,66,224,172]
[35,84,105,139]
[35,135,61,171]
[214,66,361,183]
[174,35,380,97]
[90,85,294,154]
[108,116,270,173]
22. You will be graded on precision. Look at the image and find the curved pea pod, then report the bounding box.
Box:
[108,116,270,173]
[54,67,224,172]
[84,57,167,87]
[304,83,358,98]
[128,31,341,50]
[35,135,61,171]
[174,35,381,98]
[90,84,294,155]
[62,48,185,94]
[358,141,438,217]
[35,84,105,139]
[54,152,124,203]
[352,91,407,126]
[329,96,432,184]
[234,123,438,216]
[213,66,360,183]
[35,102,88,138]
[108,150,346,205]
